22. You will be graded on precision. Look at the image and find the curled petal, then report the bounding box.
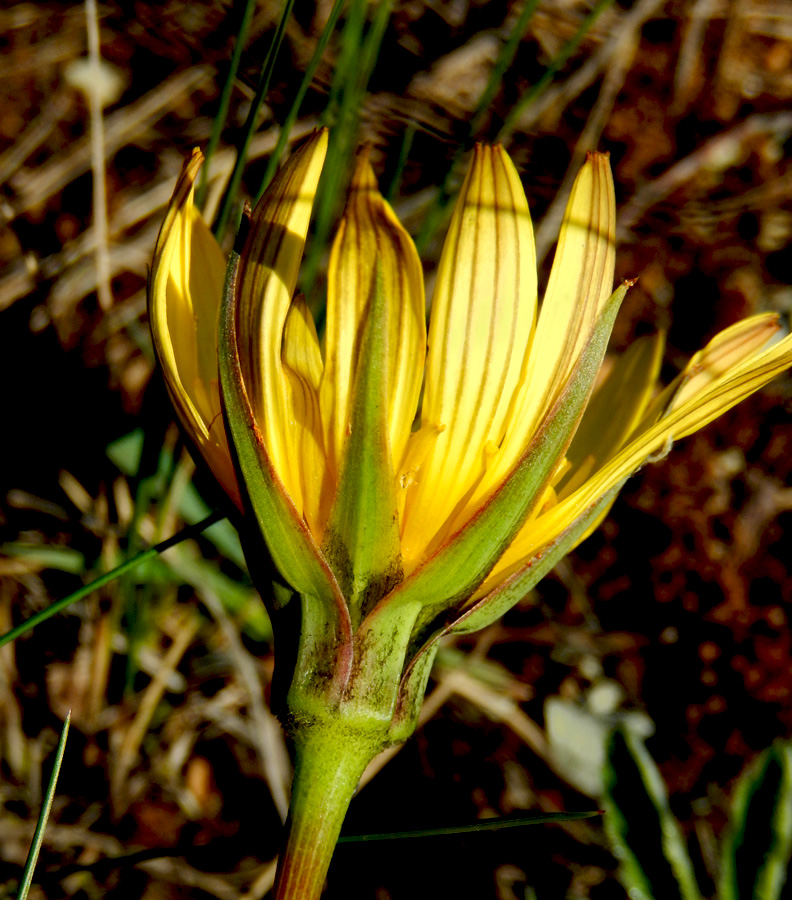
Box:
[282,296,331,537]
[236,130,329,514]
[149,149,239,506]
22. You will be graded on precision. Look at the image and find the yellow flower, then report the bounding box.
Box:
[150,130,792,616]
[151,128,792,900]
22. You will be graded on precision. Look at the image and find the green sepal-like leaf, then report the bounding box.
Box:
[720,741,792,900]
[369,283,628,638]
[449,487,620,637]
[391,488,618,736]
[602,728,703,900]
[218,246,351,657]
[322,265,403,627]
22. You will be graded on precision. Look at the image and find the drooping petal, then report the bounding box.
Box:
[399,144,537,568]
[483,326,792,591]
[236,130,329,515]
[558,332,665,499]
[282,296,330,537]
[320,149,426,482]
[149,149,239,506]
[450,153,617,535]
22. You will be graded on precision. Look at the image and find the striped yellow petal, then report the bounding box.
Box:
[483,327,792,591]
[558,333,665,499]
[149,149,239,506]
[487,152,616,491]
[282,295,330,537]
[668,313,784,411]
[320,149,425,482]
[236,130,329,515]
[399,144,537,568]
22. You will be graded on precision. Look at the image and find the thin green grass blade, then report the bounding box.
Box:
[415,0,541,252]
[195,0,258,210]
[384,122,415,201]
[0,511,223,649]
[301,0,394,304]
[497,0,614,143]
[416,0,613,254]
[214,0,296,240]
[17,712,71,900]
[255,0,346,202]
[338,810,601,843]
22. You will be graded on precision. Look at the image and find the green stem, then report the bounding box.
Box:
[274,722,382,900]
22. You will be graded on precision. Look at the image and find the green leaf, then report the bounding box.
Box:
[322,266,403,626]
[0,512,222,649]
[106,428,145,476]
[720,741,792,900]
[602,728,702,900]
[17,712,70,900]
[1,543,85,575]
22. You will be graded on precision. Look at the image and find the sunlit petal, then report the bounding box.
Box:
[236,130,329,513]
[149,149,238,506]
[487,152,616,492]
[400,144,537,568]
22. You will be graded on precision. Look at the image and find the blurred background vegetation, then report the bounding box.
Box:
[1,1,792,897]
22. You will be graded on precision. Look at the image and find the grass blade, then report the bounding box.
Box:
[0,511,223,648]
[338,810,601,843]
[255,0,346,202]
[214,0,296,240]
[195,0,258,209]
[17,712,71,900]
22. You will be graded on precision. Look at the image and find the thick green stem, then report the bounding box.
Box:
[274,721,382,900]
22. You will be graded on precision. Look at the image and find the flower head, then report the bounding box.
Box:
[150,132,792,633]
[151,131,792,900]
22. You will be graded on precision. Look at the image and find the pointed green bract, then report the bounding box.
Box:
[370,283,629,635]
[218,248,350,646]
[392,487,619,736]
[322,266,403,626]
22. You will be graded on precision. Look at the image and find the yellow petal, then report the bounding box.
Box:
[558,332,665,499]
[236,130,329,514]
[282,295,331,537]
[399,144,537,568]
[493,152,616,482]
[149,149,239,506]
[483,328,792,590]
[668,313,784,410]
[320,149,426,482]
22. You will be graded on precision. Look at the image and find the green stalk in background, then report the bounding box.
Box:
[195,0,258,210]
[214,0,296,240]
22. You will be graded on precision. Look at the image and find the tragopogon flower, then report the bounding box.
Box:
[150,130,792,900]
